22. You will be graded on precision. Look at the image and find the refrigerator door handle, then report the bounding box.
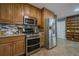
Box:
[51,32,53,48]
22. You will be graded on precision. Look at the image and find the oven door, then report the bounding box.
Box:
[24,17,36,25]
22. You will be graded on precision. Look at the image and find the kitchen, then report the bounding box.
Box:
[0,3,57,56]
[1,3,79,56]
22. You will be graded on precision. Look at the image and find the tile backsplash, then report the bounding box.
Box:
[0,24,19,35]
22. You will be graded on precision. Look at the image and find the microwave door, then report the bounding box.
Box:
[24,17,36,25]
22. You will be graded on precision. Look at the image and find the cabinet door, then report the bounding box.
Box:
[30,6,37,17]
[0,43,12,56]
[12,36,25,56]
[12,4,24,24]
[13,40,25,56]
[0,4,13,23]
[36,9,41,26]
[24,4,31,16]
[40,32,45,48]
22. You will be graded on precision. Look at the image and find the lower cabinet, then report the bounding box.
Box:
[13,40,25,56]
[0,43,13,56]
[0,35,25,56]
[40,32,45,48]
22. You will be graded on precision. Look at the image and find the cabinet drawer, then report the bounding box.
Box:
[0,36,25,44]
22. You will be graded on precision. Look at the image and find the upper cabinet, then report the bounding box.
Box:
[0,4,56,28]
[24,4,41,26]
[30,6,37,17]
[24,4,31,16]
[0,3,24,24]
[24,4,37,17]
[0,4,13,23]
[12,4,24,24]
[0,3,42,26]
[36,9,41,26]
[24,4,37,18]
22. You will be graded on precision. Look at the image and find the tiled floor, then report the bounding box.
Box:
[32,39,79,56]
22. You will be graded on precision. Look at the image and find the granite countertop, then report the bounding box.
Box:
[0,34,26,38]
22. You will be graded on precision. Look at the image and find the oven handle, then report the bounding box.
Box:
[27,37,40,40]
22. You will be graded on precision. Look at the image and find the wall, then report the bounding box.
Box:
[57,18,66,39]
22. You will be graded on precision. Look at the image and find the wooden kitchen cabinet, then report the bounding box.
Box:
[24,4,31,16]
[0,4,24,24]
[66,15,79,42]
[0,3,42,26]
[0,42,13,56]
[12,4,24,24]
[30,6,37,17]
[24,4,37,18]
[0,35,25,56]
[0,4,13,23]
[24,4,42,27]
[40,32,45,48]
[13,37,25,56]
[36,9,41,26]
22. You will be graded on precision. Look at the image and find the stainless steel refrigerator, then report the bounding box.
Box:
[45,18,57,49]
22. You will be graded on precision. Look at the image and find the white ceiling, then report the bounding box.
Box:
[30,3,79,19]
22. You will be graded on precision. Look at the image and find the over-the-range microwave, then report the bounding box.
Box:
[23,16,37,25]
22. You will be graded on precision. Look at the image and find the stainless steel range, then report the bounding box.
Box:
[23,16,40,55]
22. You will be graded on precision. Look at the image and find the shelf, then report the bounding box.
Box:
[66,16,79,41]
[67,30,71,32]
